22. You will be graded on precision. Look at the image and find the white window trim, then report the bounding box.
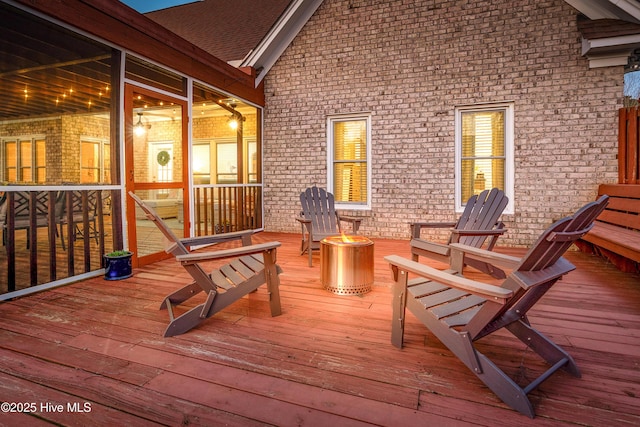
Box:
[454,103,514,215]
[327,113,372,210]
[1,134,46,183]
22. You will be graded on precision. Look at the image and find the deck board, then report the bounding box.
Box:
[0,232,639,425]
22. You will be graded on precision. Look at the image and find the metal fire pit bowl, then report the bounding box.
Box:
[320,235,374,295]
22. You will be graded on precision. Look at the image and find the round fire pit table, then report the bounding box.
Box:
[320,235,374,295]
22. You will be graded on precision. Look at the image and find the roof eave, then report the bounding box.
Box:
[564,0,640,24]
[240,0,324,87]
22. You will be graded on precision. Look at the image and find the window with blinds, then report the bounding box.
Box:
[329,116,370,207]
[456,103,513,214]
[460,110,506,203]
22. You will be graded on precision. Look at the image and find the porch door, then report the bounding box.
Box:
[124,84,189,266]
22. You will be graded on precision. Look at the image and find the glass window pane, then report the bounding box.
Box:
[103,143,111,183]
[461,112,505,156]
[192,143,211,184]
[126,55,186,97]
[334,162,367,203]
[132,90,183,185]
[192,82,261,185]
[35,139,46,168]
[460,110,506,202]
[334,120,366,161]
[80,141,100,183]
[20,140,32,182]
[216,143,237,183]
[332,118,368,204]
[4,140,17,181]
[0,2,113,185]
[248,142,257,183]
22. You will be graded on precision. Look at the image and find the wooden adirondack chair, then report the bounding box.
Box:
[387,195,609,418]
[411,188,509,278]
[129,192,283,337]
[296,186,362,267]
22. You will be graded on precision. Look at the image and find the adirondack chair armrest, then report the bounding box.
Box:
[450,226,507,246]
[296,216,311,225]
[385,254,512,300]
[176,241,281,265]
[296,215,313,234]
[410,221,457,238]
[449,243,521,270]
[337,214,362,233]
[450,228,506,238]
[178,229,254,248]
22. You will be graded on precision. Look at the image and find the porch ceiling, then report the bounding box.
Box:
[0,3,113,120]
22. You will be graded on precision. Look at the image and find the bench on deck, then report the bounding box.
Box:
[577,184,640,273]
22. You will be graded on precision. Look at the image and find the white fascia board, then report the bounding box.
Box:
[587,52,632,67]
[241,0,324,87]
[582,34,640,55]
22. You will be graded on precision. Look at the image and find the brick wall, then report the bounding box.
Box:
[262,0,622,246]
[1,116,109,185]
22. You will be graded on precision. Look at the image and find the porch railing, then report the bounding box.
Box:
[193,184,262,236]
[0,187,122,297]
[619,106,640,184]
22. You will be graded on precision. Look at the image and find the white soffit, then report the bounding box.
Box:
[565,0,640,23]
[567,1,640,67]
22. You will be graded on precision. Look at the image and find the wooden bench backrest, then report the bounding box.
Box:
[596,184,640,231]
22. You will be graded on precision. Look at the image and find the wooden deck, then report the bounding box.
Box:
[0,232,639,426]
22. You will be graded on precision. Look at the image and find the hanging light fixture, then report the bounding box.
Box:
[134,112,146,136]
[228,114,239,130]
[226,102,245,130]
[625,48,640,73]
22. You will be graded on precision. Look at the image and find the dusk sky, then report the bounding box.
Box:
[120,0,197,13]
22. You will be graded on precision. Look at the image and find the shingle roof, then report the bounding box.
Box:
[146,0,292,63]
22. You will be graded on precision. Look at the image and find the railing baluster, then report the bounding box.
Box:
[190,185,262,236]
[48,190,57,282]
[0,187,112,296]
[29,192,38,285]
[6,192,16,292]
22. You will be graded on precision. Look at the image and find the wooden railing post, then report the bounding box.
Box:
[619,106,640,184]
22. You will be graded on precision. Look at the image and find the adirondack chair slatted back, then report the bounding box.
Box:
[300,186,339,235]
[390,196,609,418]
[517,195,609,272]
[129,192,189,256]
[455,188,509,248]
[478,195,610,337]
[129,191,282,337]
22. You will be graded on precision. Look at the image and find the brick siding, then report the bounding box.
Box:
[262,0,622,246]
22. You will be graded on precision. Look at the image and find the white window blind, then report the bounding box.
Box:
[460,110,506,203]
[456,103,514,214]
[332,119,368,204]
